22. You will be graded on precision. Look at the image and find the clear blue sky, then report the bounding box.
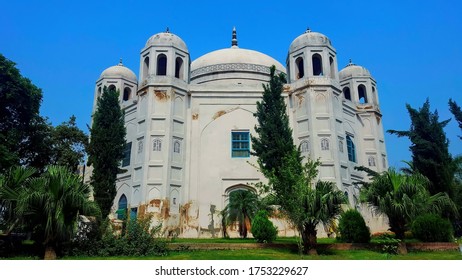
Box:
[1,0,461,168]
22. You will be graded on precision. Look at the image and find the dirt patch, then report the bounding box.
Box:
[155,90,170,102]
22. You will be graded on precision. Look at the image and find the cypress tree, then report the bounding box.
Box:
[251,65,297,177]
[388,99,454,195]
[87,86,126,218]
[449,99,462,140]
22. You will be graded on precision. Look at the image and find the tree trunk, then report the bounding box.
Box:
[397,241,408,255]
[44,245,57,260]
[302,223,318,255]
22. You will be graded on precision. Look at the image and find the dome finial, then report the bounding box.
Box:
[118,58,123,66]
[346,58,355,67]
[305,27,311,33]
[166,27,170,33]
[231,27,238,47]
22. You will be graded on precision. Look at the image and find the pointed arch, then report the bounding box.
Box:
[157,54,167,76]
[295,57,304,79]
[312,53,323,76]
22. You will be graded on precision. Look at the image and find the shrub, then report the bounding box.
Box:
[337,209,370,243]
[66,215,168,257]
[251,210,277,243]
[374,234,400,256]
[411,214,453,242]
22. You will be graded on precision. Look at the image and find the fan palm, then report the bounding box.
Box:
[225,190,259,238]
[297,181,345,254]
[15,165,100,259]
[0,166,36,234]
[360,168,457,241]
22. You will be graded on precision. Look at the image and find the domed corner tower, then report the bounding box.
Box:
[338,60,388,175]
[93,59,138,112]
[139,28,190,87]
[132,29,190,225]
[286,29,344,192]
[286,28,339,83]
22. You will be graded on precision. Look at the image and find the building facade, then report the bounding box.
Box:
[92,28,388,237]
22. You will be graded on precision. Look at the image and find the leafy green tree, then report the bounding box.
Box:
[251,65,294,178]
[225,190,259,238]
[252,65,345,254]
[0,54,51,172]
[50,115,88,172]
[359,168,456,253]
[271,151,345,254]
[449,99,462,140]
[87,86,126,219]
[388,99,454,195]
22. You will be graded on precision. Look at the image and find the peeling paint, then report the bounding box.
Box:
[154,90,170,101]
[296,94,304,108]
[213,110,227,120]
[212,107,238,120]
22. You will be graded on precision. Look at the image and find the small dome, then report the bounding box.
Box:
[100,60,137,81]
[145,31,188,51]
[289,29,332,53]
[191,48,285,73]
[339,60,371,80]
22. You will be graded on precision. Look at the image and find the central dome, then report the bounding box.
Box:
[191,48,285,72]
[190,47,286,84]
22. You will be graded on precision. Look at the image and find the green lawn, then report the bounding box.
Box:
[169,237,336,244]
[62,248,462,260]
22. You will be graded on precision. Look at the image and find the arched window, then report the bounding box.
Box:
[300,140,309,153]
[312,53,323,76]
[123,87,131,101]
[157,54,167,76]
[368,156,376,167]
[321,138,329,151]
[143,56,150,80]
[382,155,387,168]
[339,140,344,153]
[346,135,356,162]
[173,140,181,153]
[153,138,162,151]
[358,84,368,104]
[343,87,351,101]
[117,194,128,220]
[372,86,376,103]
[108,84,116,92]
[295,57,304,79]
[175,57,184,79]
[97,87,102,99]
[329,56,335,79]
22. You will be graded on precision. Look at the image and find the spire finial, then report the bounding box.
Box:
[118,58,123,66]
[166,27,170,33]
[231,27,238,47]
[346,59,355,67]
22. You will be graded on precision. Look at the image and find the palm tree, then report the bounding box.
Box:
[297,181,345,255]
[15,165,100,259]
[270,152,346,254]
[360,168,457,253]
[0,166,36,235]
[225,190,259,238]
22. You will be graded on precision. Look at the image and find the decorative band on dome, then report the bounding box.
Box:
[190,63,284,80]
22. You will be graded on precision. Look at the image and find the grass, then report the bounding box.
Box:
[62,248,462,260]
[169,237,336,244]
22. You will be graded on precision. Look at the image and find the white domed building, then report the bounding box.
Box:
[92,28,389,237]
